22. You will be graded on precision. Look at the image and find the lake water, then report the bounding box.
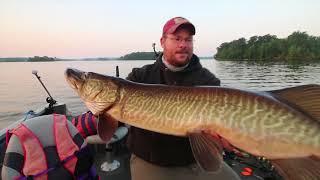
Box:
[0,59,319,130]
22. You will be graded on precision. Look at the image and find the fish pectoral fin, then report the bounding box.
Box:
[97,113,118,142]
[271,156,320,180]
[188,131,223,173]
[268,84,320,121]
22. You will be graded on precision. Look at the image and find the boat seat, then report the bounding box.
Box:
[86,126,129,145]
[85,135,106,144]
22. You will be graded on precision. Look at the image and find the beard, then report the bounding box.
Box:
[167,51,192,67]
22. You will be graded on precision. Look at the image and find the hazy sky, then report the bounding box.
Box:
[1,0,319,58]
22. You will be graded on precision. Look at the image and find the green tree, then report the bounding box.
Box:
[215,31,320,61]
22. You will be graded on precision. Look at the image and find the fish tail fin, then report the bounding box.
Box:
[271,156,320,180]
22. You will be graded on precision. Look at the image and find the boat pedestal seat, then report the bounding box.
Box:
[86,126,129,173]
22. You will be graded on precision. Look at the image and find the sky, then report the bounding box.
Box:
[0,0,319,59]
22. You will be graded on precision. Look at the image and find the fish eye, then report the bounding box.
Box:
[81,72,89,79]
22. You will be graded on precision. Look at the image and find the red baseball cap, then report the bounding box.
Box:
[162,17,195,35]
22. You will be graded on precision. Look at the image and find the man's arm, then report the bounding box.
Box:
[126,68,139,81]
[201,68,221,86]
[126,67,149,83]
[206,75,221,86]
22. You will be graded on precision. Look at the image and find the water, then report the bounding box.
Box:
[0,60,319,129]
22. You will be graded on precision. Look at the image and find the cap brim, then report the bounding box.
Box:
[166,22,195,35]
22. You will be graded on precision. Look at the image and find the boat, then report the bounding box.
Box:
[0,68,283,180]
[0,70,132,180]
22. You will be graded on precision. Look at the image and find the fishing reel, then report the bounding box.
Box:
[46,97,57,108]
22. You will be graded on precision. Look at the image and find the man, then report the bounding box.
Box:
[126,17,240,180]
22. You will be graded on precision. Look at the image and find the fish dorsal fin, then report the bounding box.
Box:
[271,156,320,180]
[97,113,118,141]
[188,131,223,173]
[269,84,320,121]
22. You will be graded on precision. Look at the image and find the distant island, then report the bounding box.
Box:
[0,56,61,62]
[215,31,320,61]
[0,57,29,62]
[28,56,60,62]
[119,52,159,60]
[0,54,158,62]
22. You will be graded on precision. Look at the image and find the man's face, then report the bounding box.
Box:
[161,28,194,67]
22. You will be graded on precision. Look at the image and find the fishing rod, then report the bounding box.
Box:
[116,66,119,77]
[32,70,57,107]
[152,43,159,58]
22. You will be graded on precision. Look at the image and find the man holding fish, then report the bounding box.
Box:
[65,17,320,180]
[68,17,240,179]
[124,17,240,180]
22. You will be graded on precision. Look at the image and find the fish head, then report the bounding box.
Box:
[65,68,119,115]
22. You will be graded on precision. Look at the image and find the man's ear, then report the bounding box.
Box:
[160,36,165,48]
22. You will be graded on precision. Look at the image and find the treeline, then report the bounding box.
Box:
[0,56,57,62]
[0,58,28,62]
[119,52,157,60]
[28,56,58,62]
[215,31,320,61]
[28,56,59,62]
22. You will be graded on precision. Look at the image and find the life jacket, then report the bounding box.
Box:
[6,114,97,180]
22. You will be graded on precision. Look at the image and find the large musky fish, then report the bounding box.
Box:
[65,68,320,180]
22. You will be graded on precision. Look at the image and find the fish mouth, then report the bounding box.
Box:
[65,68,86,90]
